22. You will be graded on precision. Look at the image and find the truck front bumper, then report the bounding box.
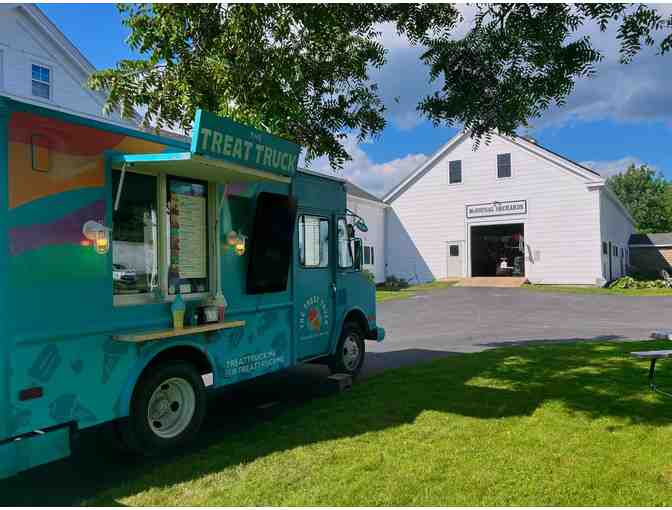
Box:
[366,326,385,342]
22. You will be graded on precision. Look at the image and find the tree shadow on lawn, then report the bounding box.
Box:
[5,338,672,505]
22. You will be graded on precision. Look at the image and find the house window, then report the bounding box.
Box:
[449,244,460,257]
[497,153,512,178]
[448,160,462,184]
[167,177,209,295]
[299,215,329,268]
[370,246,375,265]
[31,64,51,100]
[364,246,374,265]
[612,245,618,257]
[337,218,353,269]
[602,242,608,255]
[112,171,159,297]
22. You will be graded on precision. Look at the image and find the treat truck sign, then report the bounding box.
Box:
[466,200,527,219]
[191,109,300,177]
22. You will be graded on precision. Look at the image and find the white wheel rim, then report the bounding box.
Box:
[147,377,196,439]
[342,334,361,371]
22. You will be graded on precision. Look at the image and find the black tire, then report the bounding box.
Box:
[117,361,206,456]
[328,322,366,377]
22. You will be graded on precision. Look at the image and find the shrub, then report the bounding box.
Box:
[381,275,410,291]
[362,269,375,283]
[608,276,672,289]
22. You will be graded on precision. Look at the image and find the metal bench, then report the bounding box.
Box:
[632,336,672,398]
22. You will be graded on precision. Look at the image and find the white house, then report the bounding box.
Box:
[383,131,635,286]
[0,4,134,127]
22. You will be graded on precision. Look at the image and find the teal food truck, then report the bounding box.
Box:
[0,96,384,479]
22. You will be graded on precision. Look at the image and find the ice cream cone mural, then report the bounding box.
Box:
[28,344,61,383]
[102,338,130,384]
[49,394,96,423]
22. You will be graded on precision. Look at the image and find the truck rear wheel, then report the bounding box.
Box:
[118,361,206,455]
[329,322,366,377]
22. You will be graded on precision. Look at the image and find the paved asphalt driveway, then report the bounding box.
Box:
[4,287,672,505]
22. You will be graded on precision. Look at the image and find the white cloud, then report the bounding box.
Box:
[531,6,672,130]
[371,5,672,134]
[303,134,427,197]
[580,156,653,177]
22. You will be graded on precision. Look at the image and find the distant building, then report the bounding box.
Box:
[383,131,635,285]
[629,233,672,277]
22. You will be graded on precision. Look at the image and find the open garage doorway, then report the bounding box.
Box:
[470,223,525,277]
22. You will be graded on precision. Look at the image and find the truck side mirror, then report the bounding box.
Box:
[353,238,363,271]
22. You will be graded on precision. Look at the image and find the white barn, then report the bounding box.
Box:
[383,131,635,286]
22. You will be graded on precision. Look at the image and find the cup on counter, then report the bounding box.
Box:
[171,293,186,330]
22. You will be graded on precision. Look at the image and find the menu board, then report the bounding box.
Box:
[168,178,208,294]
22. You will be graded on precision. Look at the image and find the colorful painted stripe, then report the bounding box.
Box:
[9,200,105,256]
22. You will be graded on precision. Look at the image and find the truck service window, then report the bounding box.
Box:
[246,192,297,294]
[112,171,159,296]
[167,177,209,295]
[299,215,328,268]
[337,218,353,268]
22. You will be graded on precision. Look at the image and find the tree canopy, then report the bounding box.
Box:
[89,3,672,169]
[607,165,672,233]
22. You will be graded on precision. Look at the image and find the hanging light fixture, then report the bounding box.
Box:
[82,220,111,255]
[235,235,246,256]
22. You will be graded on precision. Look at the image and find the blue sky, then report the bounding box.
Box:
[40,4,672,196]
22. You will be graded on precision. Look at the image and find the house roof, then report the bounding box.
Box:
[629,233,672,246]
[345,181,384,203]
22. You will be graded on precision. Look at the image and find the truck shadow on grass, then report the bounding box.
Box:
[3,338,672,506]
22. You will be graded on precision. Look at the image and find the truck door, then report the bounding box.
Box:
[295,213,335,360]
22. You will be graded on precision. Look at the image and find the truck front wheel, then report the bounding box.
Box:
[118,361,206,455]
[329,322,366,377]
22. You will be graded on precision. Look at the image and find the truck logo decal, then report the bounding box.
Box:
[299,295,329,333]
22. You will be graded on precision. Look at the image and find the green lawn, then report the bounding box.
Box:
[522,284,672,297]
[87,340,672,506]
[376,280,456,302]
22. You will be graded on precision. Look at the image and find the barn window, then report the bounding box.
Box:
[448,160,462,184]
[497,153,512,178]
[364,246,371,265]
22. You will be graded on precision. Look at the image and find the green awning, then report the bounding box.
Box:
[109,152,292,185]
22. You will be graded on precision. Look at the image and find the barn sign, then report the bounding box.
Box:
[466,200,527,219]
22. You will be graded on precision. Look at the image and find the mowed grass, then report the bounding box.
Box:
[376,280,456,302]
[87,340,672,506]
[522,284,672,297]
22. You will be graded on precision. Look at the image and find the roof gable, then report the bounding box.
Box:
[383,130,604,204]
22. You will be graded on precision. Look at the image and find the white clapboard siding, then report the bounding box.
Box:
[385,133,630,285]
